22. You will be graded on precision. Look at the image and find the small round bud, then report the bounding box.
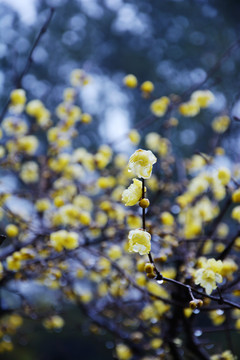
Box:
[189,300,198,309]
[157,254,167,262]
[139,198,150,208]
[123,74,138,88]
[6,224,19,237]
[130,332,143,343]
[141,81,154,93]
[189,299,203,309]
[136,259,145,272]
[196,299,203,308]
[144,262,155,274]
[146,272,156,279]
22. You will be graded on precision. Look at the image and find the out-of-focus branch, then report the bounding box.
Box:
[0,7,55,123]
[217,229,240,261]
[181,36,240,101]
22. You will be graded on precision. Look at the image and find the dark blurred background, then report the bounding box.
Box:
[1,0,240,155]
[1,0,240,358]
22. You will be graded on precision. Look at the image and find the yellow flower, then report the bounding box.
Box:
[6,252,22,271]
[218,167,231,185]
[212,115,230,133]
[64,231,79,250]
[35,198,51,212]
[122,178,142,206]
[97,176,116,189]
[209,310,226,326]
[10,89,26,106]
[43,315,64,330]
[150,96,170,117]
[195,258,223,295]
[141,81,154,93]
[108,245,122,260]
[17,135,39,155]
[128,129,140,144]
[63,87,76,103]
[127,215,141,229]
[161,212,174,226]
[191,90,214,108]
[81,113,92,124]
[20,161,39,183]
[5,224,19,237]
[70,69,89,87]
[50,230,78,251]
[231,206,240,222]
[179,101,200,117]
[210,350,237,360]
[128,229,151,255]
[123,74,138,88]
[232,188,240,202]
[145,132,161,152]
[128,149,157,179]
[115,344,132,360]
[2,117,28,137]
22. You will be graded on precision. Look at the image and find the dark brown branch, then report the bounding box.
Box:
[162,276,240,310]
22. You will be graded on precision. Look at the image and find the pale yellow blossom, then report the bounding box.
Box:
[128,149,157,179]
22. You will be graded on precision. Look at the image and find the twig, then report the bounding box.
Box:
[162,276,240,310]
[217,229,240,261]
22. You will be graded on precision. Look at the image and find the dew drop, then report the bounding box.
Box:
[194,330,202,337]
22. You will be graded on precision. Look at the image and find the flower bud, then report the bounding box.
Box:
[139,198,150,208]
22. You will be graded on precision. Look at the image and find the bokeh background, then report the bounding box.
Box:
[1,0,240,358]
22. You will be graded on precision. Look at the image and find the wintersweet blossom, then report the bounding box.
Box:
[115,344,132,360]
[195,258,223,295]
[122,178,142,206]
[123,74,138,88]
[128,229,151,255]
[150,96,170,117]
[191,90,215,108]
[128,149,157,179]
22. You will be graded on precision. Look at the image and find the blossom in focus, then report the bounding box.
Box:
[128,229,151,255]
[128,149,157,179]
[122,178,142,206]
[195,258,223,295]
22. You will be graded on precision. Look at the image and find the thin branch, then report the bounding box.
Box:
[162,276,240,310]
[181,36,240,101]
[217,229,240,261]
